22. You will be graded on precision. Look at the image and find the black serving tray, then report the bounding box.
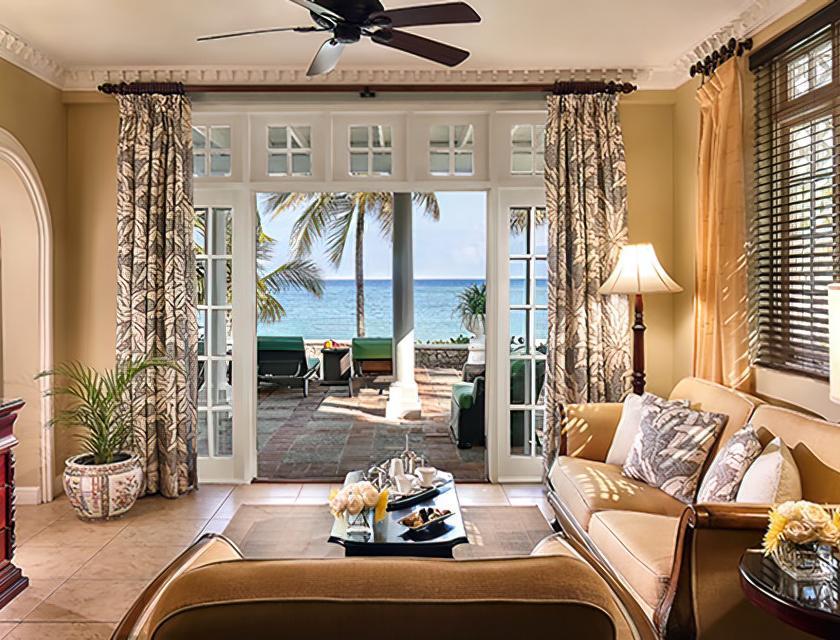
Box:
[386,473,453,512]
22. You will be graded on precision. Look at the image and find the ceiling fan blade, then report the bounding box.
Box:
[197,26,321,42]
[368,2,480,28]
[371,29,469,67]
[287,0,345,22]
[307,39,346,76]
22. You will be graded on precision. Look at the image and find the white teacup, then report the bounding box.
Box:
[393,473,415,495]
[416,466,437,487]
[388,458,405,479]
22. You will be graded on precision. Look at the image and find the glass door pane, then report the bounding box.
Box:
[506,201,547,466]
[195,204,234,462]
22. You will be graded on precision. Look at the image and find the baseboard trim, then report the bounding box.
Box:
[16,486,42,505]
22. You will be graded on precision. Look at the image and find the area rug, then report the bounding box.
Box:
[223,505,552,559]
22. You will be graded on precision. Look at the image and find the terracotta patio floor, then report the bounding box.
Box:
[256,367,487,482]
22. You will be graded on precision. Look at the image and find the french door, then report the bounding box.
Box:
[194,189,256,482]
[490,189,547,481]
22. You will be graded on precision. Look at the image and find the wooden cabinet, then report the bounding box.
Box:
[0,400,29,607]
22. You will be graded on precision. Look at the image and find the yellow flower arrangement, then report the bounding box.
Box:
[763,500,840,556]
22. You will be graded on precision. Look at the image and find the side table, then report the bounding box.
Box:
[321,348,353,397]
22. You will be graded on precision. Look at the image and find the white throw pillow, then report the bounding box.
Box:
[736,437,802,504]
[605,393,687,466]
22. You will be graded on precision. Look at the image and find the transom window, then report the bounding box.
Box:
[511,124,545,175]
[193,125,232,177]
[194,206,234,457]
[787,39,832,99]
[348,125,392,176]
[267,125,312,176]
[429,124,474,176]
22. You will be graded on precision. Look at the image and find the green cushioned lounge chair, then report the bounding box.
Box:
[449,377,485,448]
[257,336,320,397]
[351,337,393,393]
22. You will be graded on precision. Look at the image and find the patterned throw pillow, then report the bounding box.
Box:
[696,425,763,503]
[623,395,729,504]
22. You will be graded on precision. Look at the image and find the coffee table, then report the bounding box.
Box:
[740,549,840,639]
[328,470,469,558]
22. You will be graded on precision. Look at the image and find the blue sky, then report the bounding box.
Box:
[259,191,487,280]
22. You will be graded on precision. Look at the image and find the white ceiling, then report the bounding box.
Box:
[0,0,806,89]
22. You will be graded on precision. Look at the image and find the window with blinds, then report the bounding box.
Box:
[750,5,840,379]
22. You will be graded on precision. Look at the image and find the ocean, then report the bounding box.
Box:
[258,278,547,342]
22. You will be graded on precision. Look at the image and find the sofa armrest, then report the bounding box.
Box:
[560,402,623,461]
[112,533,243,640]
[692,503,770,530]
[656,505,775,639]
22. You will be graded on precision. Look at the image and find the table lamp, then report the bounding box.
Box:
[599,243,683,395]
[828,284,840,402]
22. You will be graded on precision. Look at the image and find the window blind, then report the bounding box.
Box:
[750,4,840,379]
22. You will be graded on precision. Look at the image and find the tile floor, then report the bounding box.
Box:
[257,367,487,481]
[4,482,549,638]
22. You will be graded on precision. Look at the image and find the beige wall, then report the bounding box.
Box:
[0,162,42,488]
[0,59,66,490]
[620,94,677,396]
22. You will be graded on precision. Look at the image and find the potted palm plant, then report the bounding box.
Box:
[454,283,487,365]
[37,356,176,520]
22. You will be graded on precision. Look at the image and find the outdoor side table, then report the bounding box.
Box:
[322,347,352,397]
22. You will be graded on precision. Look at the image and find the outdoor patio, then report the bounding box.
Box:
[257,367,486,481]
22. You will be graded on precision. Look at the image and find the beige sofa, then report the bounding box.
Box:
[112,533,651,640]
[546,377,840,640]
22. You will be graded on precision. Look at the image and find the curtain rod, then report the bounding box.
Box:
[98,80,637,97]
[98,82,186,95]
[689,37,753,78]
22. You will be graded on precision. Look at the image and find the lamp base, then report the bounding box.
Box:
[632,294,646,396]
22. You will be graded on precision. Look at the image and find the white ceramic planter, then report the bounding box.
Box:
[63,453,143,520]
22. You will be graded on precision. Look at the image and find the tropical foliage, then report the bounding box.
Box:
[454,283,487,334]
[37,356,178,465]
[194,209,324,323]
[264,192,440,336]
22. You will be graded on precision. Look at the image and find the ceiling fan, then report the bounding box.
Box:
[197,0,481,77]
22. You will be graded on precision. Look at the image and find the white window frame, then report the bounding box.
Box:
[192,115,247,183]
[193,98,547,485]
[347,124,394,176]
[266,125,314,177]
[510,123,546,176]
[428,123,475,176]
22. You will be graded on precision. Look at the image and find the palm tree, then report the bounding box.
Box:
[265,192,440,337]
[195,210,324,323]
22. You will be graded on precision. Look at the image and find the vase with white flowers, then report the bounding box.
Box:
[763,500,840,580]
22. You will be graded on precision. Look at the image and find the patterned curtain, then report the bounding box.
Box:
[115,93,198,497]
[543,94,631,464]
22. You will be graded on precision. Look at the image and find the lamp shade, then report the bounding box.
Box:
[599,244,683,295]
[829,284,840,403]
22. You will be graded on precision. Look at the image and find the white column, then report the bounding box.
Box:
[386,193,421,420]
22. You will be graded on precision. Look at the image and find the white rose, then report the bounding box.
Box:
[801,503,831,528]
[346,493,364,515]
[782,520,819,545]
[776,501,801,520]
[819,522,840,547]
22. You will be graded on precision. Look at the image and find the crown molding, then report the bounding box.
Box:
[63,65,647,90]
[0,1,814,92]
[672,0,809,76]
[0,25,65,89]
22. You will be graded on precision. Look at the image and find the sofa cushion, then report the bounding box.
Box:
[668,377,758,455]
[605,393,688,466]
[623,396,728,504]
[589,511,681,610]
[697,425,763,502]
[736,436,802,504]
[549,456,685,530]
[749,405,840,503]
